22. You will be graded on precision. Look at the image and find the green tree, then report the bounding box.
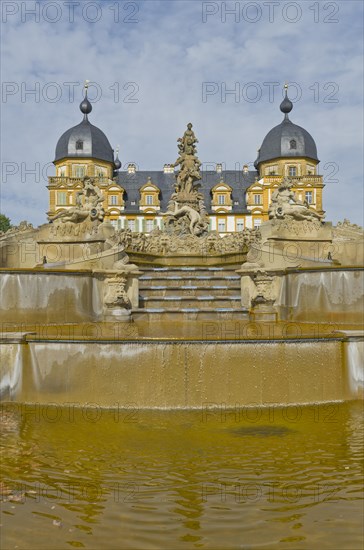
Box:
[0,214,11,233]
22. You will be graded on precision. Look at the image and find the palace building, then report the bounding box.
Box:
[48,84,324,233]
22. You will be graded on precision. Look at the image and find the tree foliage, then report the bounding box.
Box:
[0,214,11,233]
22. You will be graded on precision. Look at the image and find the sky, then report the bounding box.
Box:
[1,0,363,226]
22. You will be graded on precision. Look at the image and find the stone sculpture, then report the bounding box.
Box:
[49,177,105,224]
[111,226,261,256]
[104,274,131,309]
[0,220,34,237]
[269,177,324,222]
[161,123,209,237]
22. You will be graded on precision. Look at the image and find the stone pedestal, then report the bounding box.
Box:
[250,299,278,322]
[36,220,115,266]
[102,307,132,322]
[255,219,334,269]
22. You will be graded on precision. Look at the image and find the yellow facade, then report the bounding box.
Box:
[246,156,324,222]
[48,153,324,232]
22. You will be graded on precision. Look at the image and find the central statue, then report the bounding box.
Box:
[161,123,209,237]
[171,123,202,194]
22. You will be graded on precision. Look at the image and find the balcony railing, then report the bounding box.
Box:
[48,176,115,186]
[263,175,323,185]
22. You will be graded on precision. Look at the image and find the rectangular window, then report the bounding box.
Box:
[109,195,118,205]
[288,166,297,176]
[128,219,136,231]
[254,219,262,227]
[146,195,153,205]
[236,219,244,231]
[73,165,86,178]
[146,219,154,232]
[218,194,225,205]
[96,167,106,178]
[265,165,277,176]
[307,164,315,175]
[305,191,313,204]
[110,220,118,228]
[217,219,226,232]
[254,194,261,205]
[58,166,66,177]
[57,192,67,205]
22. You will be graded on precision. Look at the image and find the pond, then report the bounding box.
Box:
[1,401,363,549]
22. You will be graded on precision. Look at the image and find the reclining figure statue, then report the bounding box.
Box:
[269,177,325,222]
[49,177,105,224]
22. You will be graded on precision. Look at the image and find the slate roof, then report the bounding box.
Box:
[55,118,115,164]
[116,170,258,214]
[255,117,319,167]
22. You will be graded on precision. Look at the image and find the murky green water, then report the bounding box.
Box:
[1,402,363,549]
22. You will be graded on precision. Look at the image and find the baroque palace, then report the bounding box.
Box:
[48,84,324,233]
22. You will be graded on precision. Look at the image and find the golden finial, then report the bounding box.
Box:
[84,80,90,91]
[284,82,288,90]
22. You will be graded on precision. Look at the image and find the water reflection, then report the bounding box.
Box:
[1,402,363,549]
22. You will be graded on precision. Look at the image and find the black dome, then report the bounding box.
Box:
[255,88,319,168]
[255,118,319,167]
[55,118,114,164]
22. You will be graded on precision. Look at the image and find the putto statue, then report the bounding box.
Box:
[161,123,209,236]
[269,177,325,222]
[49,177,105,224]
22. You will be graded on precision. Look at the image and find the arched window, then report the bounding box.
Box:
[76,140,83,150]
[290,139,297,150]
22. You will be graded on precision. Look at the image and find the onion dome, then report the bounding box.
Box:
[254,85,319,169]
[114,146,121,170]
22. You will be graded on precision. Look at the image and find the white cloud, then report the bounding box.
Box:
[1,0,363,225]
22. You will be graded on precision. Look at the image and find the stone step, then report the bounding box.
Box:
[139,269,240,279]
[139,286,241,298]
[139,296,242,309]
[139,267,235,271]
[139,275,241,284]
[132,308,249,321]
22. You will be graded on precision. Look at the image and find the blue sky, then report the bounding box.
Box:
[1,0,363,225]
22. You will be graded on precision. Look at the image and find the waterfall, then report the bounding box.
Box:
[347,339,364,396]
[0,343,23,400]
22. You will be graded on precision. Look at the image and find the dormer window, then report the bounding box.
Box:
[290,139,297,150]
[76,140,83,150]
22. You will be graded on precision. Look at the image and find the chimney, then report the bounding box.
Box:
[163,164,174,173]
[127,163,136,174]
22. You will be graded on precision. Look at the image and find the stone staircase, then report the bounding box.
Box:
[133,266,249,320]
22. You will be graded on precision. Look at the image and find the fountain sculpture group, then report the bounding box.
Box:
[0,124,363,407]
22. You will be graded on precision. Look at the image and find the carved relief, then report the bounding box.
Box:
[251,270,276,306]
[240,269,281,311]
[333,219,364,241]
[0,220,34,238]
[104,274,131,309]
[110,227,261,256]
